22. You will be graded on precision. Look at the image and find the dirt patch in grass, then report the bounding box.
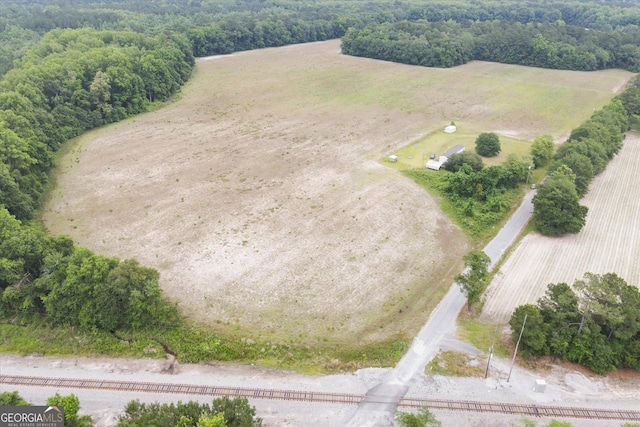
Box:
[427,350,485,377]
[42,40,632,348]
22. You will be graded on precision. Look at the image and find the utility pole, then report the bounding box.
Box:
[484,325,498,379]
[508,314,527,382]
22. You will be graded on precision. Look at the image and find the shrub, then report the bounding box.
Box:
[443,151,484,172]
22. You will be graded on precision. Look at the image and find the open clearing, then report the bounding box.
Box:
[482,133,640,323]
[42,40,633,346]
[386,128,531,171]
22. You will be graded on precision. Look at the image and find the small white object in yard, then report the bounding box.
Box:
[389,155,398,163]
[444,125,457,134]
[534,379,547,393]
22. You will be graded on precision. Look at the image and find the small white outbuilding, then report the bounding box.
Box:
[444,125,457,134]
[426,144,465,170]
[426,157,447,170]
[534,379,547,393]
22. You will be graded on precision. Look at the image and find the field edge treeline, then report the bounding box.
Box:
[341,20,640,72]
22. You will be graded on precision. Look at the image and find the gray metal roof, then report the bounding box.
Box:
[443,144,465,158]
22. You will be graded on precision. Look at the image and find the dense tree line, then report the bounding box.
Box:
[341,20,640,72]
[616,75,640,126]
[118,397,262,427]
[533,99,629,235]
[0,206,179,331]
[0,28,189,331]
[4,0,640,74]
[1,27,193,220]
[0,0,385,73]
[510,273,640,374]
[6,0,640,34]
[185,18,350,57]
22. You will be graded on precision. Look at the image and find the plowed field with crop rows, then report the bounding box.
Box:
[482,134,640,323]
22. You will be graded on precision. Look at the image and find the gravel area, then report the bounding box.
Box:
[2,354,639,427]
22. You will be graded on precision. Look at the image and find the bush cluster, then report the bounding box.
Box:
[510,273,640,374]
[407,154,530,240]
[0,208,179,331]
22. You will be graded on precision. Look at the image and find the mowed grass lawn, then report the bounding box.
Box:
[43,40,634,353]
[386,128,530,171]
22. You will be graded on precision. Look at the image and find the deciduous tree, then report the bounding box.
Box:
[475,132,501,157]
[396,407,441,427]
[533,165,587,235]
[442,151,484,172]
[530,134,554,168]
[455,250,491,311]
[550,151,594,197]
[509,304,547,356]
[0,391,28,405]
[47,393,92,427]
[574,273,640,341]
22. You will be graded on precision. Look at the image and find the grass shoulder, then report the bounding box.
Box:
[0,322,166,359]
[0,321,408,375]
[456,314,511,358]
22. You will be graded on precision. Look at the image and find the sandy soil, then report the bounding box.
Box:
[2,353,639,427]
[482,133,640,323]
[43,41,473,344]
[41,40,632,345]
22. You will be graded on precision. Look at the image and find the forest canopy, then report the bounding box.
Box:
[0,27,190,332]
[4,0,640,74]
[341,20,640,71]
[0,28,193,220]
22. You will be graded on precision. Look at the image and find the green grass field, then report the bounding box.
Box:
[385,127,531,171]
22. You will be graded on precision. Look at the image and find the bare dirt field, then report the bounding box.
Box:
[42,39,633,346]
[482,133,640,323]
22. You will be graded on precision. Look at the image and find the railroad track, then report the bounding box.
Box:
[3,374,639,421]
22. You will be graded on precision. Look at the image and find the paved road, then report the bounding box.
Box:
[343,189,536,426]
